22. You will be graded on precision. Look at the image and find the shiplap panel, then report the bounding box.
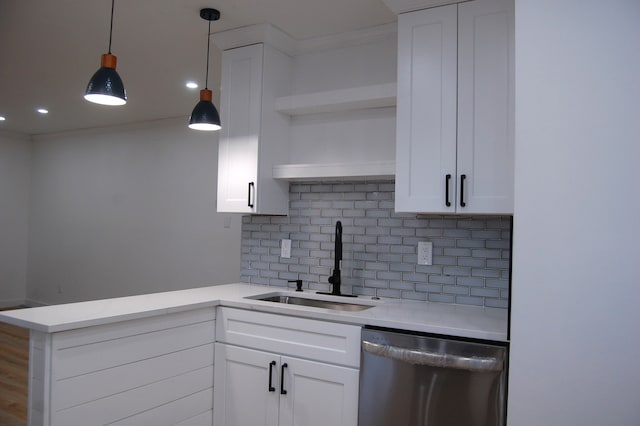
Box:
[174,410,213,426]
[53,320,214,379]
[53,343,213,409]
[51,308,215,349]
[52,365,213,426]
[109,388,213,426]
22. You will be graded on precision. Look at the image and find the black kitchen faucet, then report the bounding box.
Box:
[318,221,356,297]
[328,221,342,294]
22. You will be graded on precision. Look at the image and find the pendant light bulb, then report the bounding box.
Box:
[84,0,127,106]
[189,8,221,131]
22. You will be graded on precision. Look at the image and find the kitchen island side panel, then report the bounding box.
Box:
[29,308,215,426]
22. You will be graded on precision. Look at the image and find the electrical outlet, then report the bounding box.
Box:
[418,241,433,265]
[281,239,291,258]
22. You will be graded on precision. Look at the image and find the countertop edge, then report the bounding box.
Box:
[0,283,509,342]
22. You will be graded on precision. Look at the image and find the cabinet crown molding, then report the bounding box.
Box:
[213,22,397,56]
[382,0,466,15]
[213,23,297,55]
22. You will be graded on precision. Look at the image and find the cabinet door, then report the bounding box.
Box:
[217,44,263,213]
[214,343,279,426]
[395,5,458,213]
[457,0,514,214]
[279,356,359,426]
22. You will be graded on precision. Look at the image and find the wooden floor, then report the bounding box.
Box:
[0,308,29,426]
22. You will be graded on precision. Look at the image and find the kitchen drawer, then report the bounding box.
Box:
[216,307,360,368]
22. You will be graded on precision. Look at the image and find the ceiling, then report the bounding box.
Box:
[0,0,396,136]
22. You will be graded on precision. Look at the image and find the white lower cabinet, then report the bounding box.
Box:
[214,343,359,426]
[278,355,358,426]
[214,344,278,426]
[213,307,361,426]
[24,305,360,426]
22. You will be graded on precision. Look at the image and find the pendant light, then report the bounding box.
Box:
[188,8,221,131]
[84,0,127,106]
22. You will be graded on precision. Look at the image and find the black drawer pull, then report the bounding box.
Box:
[460,174,467,207]
[268,361,276,392]
[280,362,288,395]
[248,182,255,208]
[445,174,452,207]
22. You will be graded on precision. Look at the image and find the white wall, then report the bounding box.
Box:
[0,131,31,307]
[26,118,241,305]
[509,1,640,425]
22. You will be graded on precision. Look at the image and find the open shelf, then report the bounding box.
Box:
[275,83,397,116]
[272,161,395,181]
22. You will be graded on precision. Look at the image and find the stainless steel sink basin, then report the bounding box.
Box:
[248,293,374,312]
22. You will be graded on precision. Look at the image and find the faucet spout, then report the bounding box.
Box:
[334,221,342,272]
[318,220,355,297]
[328,221,342,295]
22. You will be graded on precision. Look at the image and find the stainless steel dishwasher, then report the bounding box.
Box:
[359,327,507,426]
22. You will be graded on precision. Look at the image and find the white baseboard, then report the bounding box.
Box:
[23,298,50,307]
[0,298,27,309]
[0,298,51,309]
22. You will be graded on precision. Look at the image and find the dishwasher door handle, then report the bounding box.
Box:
[362,340,503,372]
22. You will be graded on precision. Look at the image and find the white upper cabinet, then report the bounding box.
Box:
[457,0,514,214]
[215,23,397,188]
[395,4,458,213]
[217,43,291,214]
[395,0,514,214]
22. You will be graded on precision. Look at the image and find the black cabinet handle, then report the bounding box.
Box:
[280,362,288,395]
[460,174,467,207]
[268,361,276,392]
[248,182,255,208]
[445,174,452,207]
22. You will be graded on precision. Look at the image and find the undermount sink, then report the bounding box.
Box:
[247,293,374,312]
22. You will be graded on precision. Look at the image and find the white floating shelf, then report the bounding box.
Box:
[273,161,395,181]
[275,83,397,116]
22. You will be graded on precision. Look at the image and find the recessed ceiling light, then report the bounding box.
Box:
[186,81,198,89]
[36,108,49,114]
[0,116,6,121]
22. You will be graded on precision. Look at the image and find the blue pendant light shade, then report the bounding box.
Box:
[85,54,126,105]
[84,0,127,106]
[188,8,221,131]
[189,89,221,131]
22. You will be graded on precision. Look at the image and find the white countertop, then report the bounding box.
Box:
[0,283,508,342]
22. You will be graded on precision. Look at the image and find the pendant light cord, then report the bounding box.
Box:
[108,0,115,54]
[204,19,211,89]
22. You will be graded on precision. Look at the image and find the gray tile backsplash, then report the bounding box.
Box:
[241,181,511,308]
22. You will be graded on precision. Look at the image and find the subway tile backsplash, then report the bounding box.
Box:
[241,182,511,308]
